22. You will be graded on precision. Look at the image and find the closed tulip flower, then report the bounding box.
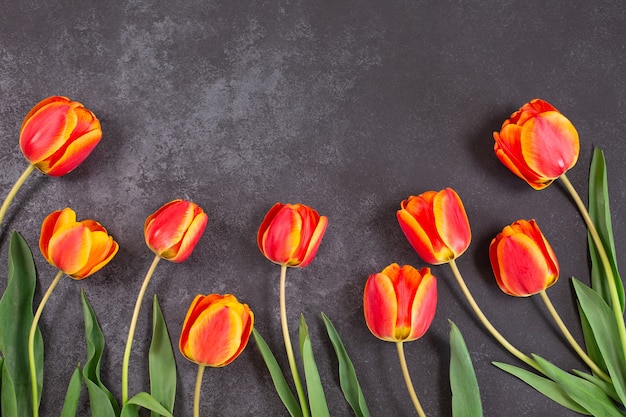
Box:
[493,98,579,190]
[257,202,328,268]
[490,219,559,296]
[20,96,102,177]
[39,208,118,279]
[144,199,208,263]
[397,188,471,265]
[180,294,253,417]
[364,263,437,342]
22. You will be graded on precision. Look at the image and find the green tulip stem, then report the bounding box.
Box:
[28,269,64,417]
[279,264,311,417]
[121,254,161,405]
[539,290,611,382]
[396,341,427,417]
[559,174,626,359]
[0,164,36,228]
[193,364,205,417]
[448,259,540,371]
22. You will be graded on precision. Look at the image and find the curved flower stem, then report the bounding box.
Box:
[0,164,36,228]
[559,174,626,358]
[279,264,310,417]
[448,259,540,371]
[193,364,205,417]
[539,290,611,382]
[396,341,427,417]
[28,270,64,417]
[121,254,161,405]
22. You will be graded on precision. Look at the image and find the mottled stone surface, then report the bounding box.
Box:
[1,0,625,416]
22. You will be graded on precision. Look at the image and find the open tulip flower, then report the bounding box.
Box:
[363,263,436,417]
[0,96,102,229]
[489,219,559,297]
[29,208,117,417]
[122,199,208,405]
[397,188,471,265]
[258,202,328,268]
[493,98,579,190]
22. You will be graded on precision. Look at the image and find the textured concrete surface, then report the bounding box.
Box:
[1,0,626,416]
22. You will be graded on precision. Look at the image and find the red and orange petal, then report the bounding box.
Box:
[407,272,437,340]
[297,215,328,268]
[20,99,75,163]
[259,205,303,265]
[48,224,92,275]
[363,272,398,342]
[145,200,196,253]
[433,189,471,257]
[44,128,102,177]
[168,212,208,263]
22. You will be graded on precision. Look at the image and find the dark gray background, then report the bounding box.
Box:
[1,0,625,416]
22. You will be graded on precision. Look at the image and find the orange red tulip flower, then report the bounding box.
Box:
[493,98,579,190]
[397,188,471,265]
[257,202,328,268]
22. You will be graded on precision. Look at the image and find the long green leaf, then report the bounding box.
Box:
[81,290,120,415]
[321,313,370,417]
[149,296,176,416]
[121,392,174,417]
[298,315,329,417]
[532,354,625,416]
[573,370,620,403]
[60,366,83,417]
[252,329,303,417]
[84,379,117,417]
[1,358,18,417]
[494,361,590,414]
[573,278,626,405]
[588,147,624,310]
[449,321,482,417]
[0,231,42,415]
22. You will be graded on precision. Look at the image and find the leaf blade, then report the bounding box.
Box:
[299,315,329,417]
[449,321,483,417]
[149,296,176,416]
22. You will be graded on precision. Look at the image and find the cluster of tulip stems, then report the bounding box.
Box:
[0,95,624,417]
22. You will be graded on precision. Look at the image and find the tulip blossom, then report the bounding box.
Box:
[490,219,559,296]
[123,199,208,405]
[258,202,328,268]
[397,188,471,265]
[493,98,579,190]
[39,208,118,279]
[179,294,254,367]
[364,263,437,342]
[144,199,208,262]
[20,96,102,177]
[30,208,117,417]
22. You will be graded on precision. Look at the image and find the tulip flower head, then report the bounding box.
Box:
[144,199,208,263]
[490,219,559,296]
[493,98,580,190]
[20,96,102,177]
[397,188,471,265]
[364,263,437,342]
[179,294,254,367]
[39,208,118,279]
[257,202,328,268]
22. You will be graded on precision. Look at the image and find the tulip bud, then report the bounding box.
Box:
[363,263,437,342]
[489,219,559,296]
[397,188,471,265]
[257,202,328,268]
[493,98,580,190]
[39,208,118,279]
[20,96,102,176]
[179,294,254,367]
[144,199,208,263]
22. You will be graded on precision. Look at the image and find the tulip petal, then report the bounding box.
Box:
[261,205,303,265]
[363,272,398,342]
[168,212,208,263]
[43,128,102,177]
[145,200,195,255]
[408,271,437,341]
[48,224,91,275]
[434,189,471,258]
[397,208,448,265]
[71,230,118,279]
[298,215,328,268]
[39,210,64,260]
[521,112,579,179]
[20,101,75,163]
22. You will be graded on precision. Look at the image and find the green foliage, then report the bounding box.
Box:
[449,321,482,417]
[299,315,329,417]
[60,366,83,417]
[149,296,176,416]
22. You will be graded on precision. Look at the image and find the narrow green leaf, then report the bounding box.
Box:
[252,329,303,417]
[449,321,483,417]
[84,378,117,417]
[588,147,624,310]
[494,362,590,414]
[1,358,18,417]
[577,301,608,374]
[60,366,83,417]
[0,231,43,415]
[573,278,626,405]
[121,392,174,417]
[533,354,626,416]
[573,370,620,403]
[299,315,329,417]
[321,313,370,417]
[149,296,176,416]
[81,290,120,415]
